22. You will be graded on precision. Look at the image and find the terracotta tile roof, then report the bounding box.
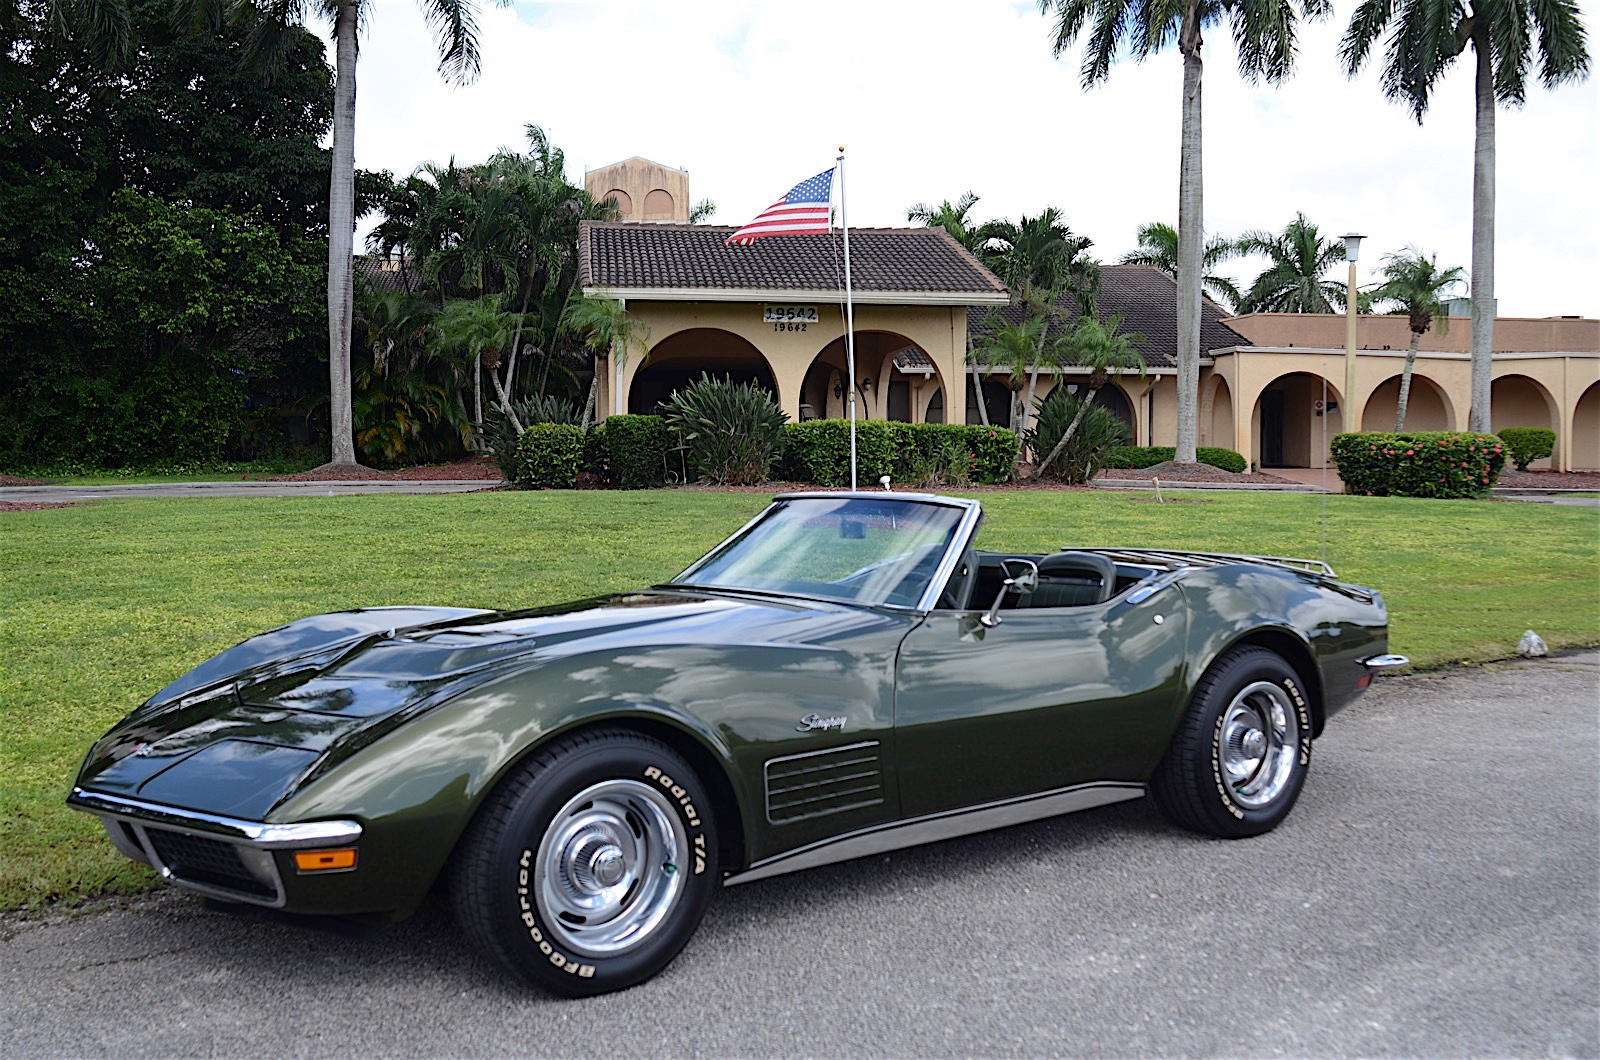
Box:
[967,265,1251,370]
[579,221,1008,301]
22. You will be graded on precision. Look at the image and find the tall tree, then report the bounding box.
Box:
[1042,0,1328,463]
[242,0,505,466]
[1235,213,1348,314]
[1120,221,1242,311]
[1370,248,1465,429]
[1035,314,1147,474]
[907,192,984,252]
[1341,0,1589,433]
[976,207,1098,312]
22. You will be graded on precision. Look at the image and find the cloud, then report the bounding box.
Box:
[338,0,1598,317]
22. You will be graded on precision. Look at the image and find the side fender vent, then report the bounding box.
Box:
[765,741,884,824]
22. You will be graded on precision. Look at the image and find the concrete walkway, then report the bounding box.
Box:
[0,479,502,502]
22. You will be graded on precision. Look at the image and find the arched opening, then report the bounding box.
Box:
[1048,379,1135,438]
[1572,381,1600,472]
[1362,374,1455,432]
[924,388,945,424]
[1251,372,1345,468]
[802,331,946,423]
[602,188,632,217]
[1491,374,1559,468]
[629,328,777,414]
[643,188,675,221]
[965,377,1012,427]
[1201,375,1234,450]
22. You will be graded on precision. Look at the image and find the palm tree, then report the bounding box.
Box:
[970,315,1048,434]
[1120,221,1242,311]
[236,0,500,466]
[1235,213,1348,314]
[1041,0,1328,463]
[1341,0,1588,431]
[1035,314,1147,475]
[1370,248,1465,430]
[907,192,984,253]
[976,208,1098,312]
[433,295,516,433]
[562,295,649,427]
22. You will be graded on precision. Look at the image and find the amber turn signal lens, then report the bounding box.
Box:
[294,848,357,872]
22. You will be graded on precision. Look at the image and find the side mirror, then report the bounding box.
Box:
[980,559,1038,628]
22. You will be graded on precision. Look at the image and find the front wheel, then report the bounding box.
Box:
[1151,646,1313,838]
[451,728,719,996]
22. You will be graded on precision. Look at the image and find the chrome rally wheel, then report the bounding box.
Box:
[1217,681,1302,809]
[1152,646,1314,838]
[535,779,687,957]
[451,729,718,997]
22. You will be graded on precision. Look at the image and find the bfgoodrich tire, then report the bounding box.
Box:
[1152,646,1313,838]
[451,728,719,996]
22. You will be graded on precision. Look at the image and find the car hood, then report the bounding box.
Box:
[75,590,892,818]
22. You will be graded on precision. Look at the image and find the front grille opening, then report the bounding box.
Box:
[145,829,276,899]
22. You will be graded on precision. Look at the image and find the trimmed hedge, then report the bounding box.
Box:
[1106,445,1248,473]
[588,414,675,488]
[1330,431,1506,498]
[781,420,1019,487]
[1498,427,1555,471]
[514,422,586,489]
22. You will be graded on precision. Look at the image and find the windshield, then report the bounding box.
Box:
[669,496,971,609]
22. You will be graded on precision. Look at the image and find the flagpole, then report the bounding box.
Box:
[837,147,857,492]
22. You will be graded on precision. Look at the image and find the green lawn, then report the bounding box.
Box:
[3,489,1596,909]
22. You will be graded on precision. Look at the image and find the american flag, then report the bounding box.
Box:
[725,169,835,245]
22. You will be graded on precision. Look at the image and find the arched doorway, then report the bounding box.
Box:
[1362,374,1455,432]
[1491,374,1559,467]
[802,332,946,423]
[629,328,778,414]
[1572,381,1600,471]
[1252,372,1345,468]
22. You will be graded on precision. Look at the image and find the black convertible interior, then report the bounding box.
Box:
[940,551,1160,612]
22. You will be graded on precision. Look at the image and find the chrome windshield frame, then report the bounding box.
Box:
[668,492,983,614]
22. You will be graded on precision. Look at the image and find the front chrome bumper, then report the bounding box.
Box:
[68,787,362,908]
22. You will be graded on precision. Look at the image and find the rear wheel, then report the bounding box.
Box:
[451,728,718,996]
[1152,646,1313,838]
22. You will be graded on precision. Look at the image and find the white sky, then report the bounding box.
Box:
[334,0,1598,318]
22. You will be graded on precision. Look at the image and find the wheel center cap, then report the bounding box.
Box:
[589,846,626,888]
[1242,729,1267,758]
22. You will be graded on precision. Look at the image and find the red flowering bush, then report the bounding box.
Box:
[1330,431,1506,499]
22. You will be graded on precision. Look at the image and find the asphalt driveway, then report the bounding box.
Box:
[3,653,1596,1058]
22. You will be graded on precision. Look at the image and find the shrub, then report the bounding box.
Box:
[481,396,585,480]
[780,421,1019,487]
[1026,392,1131,484]
[589,414,675,488]
[659,374,787,485]
[1498,427,1555,471]
[1105,445,1247,473]
[965,425,1020,485]
[781,420,898,486]
[1330,431,1506,498]
[890,423,972,488]
[514,422,586,489]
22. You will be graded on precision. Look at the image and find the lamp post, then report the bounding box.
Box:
[1341,233,1364,433]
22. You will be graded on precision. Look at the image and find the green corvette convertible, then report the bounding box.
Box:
[70,491,1405,995]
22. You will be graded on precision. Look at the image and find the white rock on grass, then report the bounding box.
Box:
[1517,630,1549,658]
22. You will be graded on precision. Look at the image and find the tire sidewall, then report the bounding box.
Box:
[487,739,717,996]
[1201,651,1313,836]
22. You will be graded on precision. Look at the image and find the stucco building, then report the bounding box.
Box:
[583,157,691,223]
[578,222,1009,424]
[573,220,1600,471]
